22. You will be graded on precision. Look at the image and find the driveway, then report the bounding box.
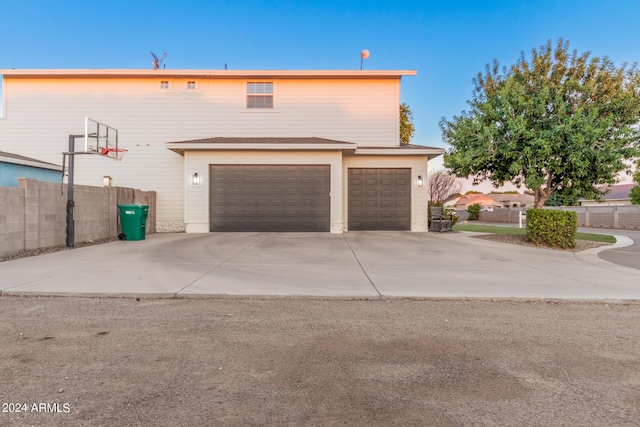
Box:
[1,231,639,300]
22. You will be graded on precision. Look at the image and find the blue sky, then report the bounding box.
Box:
[2,0,640,152]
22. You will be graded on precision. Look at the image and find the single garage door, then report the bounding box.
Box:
[348,168,411,230]
[210,164,330,232]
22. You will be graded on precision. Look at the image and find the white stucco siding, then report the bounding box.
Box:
[0,75,402,228]
[185,151,343,233]
[342,155,429,232]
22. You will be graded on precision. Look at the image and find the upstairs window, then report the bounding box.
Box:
[247,82,273,108]
[160,80,169,89]
[187,81,196,90]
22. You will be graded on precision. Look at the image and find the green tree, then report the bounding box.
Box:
[400,103,415,145]
[467,203,482,220]
[544,189,580,206]
[633,163,640,205]
[631,186,640,204]
[441,39,640,208]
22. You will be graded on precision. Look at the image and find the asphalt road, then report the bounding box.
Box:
[589,228,640,270]
[1,297,639,426]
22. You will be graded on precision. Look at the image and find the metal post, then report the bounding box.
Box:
[66,135,75,247]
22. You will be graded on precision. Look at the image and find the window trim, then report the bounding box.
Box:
[246,81,275,109]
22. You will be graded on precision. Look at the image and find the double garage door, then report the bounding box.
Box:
[209,165,410,232]
[210,165,330,232]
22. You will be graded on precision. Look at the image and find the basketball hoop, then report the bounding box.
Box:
[62,117,126,248]
[100,147,128,161]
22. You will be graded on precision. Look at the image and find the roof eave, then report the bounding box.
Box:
[0,156,63,171]
[166,142,358,155]
[354,147,445,159]
[0,69,417,79]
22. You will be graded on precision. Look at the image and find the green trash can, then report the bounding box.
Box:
[118,204,149,241]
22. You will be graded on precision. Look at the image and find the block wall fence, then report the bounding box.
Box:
[471,206,640,229]
[0,178,156,258]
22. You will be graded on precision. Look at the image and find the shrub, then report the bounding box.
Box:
[445,207,459,225]
[467,203,481,220]
[526,209,577,248]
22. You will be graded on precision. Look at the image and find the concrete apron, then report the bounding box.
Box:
[0,231,638,300]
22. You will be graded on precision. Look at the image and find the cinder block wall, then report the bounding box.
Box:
[0,179,157,258]
[618,206,640,229]
[0,186,25,256]
[476,206,640,230]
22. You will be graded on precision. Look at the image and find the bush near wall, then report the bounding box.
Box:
[467,203,482,221]
[428,202,459,226]
[526,209,577,248]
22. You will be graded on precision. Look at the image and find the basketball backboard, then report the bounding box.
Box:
[84,117,127,160]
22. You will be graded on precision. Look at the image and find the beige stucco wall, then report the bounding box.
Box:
[184,151,344,233]
[342,155,429,232]
[0,76,402,229]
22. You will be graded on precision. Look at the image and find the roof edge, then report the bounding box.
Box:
[0,69,417,79]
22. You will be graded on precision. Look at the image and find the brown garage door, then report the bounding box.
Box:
[348,168,411,230]
[210,165,330,232]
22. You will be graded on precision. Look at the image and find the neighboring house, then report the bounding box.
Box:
[454,193,534,210]
[454,194,503,210]
[0,69,444,233]
[0,150,62,187]
[580,184,635,206]
[487,193,534,208]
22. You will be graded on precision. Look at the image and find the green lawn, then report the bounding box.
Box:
[452,224,616,243]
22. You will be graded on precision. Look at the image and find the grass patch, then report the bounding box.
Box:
[453,224,616,243]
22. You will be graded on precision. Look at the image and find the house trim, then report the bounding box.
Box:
[0,69,417,79]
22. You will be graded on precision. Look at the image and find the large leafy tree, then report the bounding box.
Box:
[630,185,640,204]
[632,165,640,204]
[441,39,640,208]
[400,103,415,145]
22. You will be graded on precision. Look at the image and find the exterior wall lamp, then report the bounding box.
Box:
[191,172,201,186]
[417,175,424,187]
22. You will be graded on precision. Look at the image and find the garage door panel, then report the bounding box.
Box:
[348,168,411,231]
[210,165,330,232]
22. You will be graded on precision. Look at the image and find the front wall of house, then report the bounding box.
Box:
[185,151,344,233]
[0,163,61,187]
[0,76,400,229]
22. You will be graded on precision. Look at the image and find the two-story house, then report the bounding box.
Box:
[0,69,443,233]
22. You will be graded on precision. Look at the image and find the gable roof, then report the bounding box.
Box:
[579,183,635,202]
[454,194,502,207]
[487,193,534,204]
[453,193,534,207]
[602,183,635,200]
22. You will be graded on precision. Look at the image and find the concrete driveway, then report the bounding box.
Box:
[1,231,639,300]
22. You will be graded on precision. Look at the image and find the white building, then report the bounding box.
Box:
[0,69,443,233]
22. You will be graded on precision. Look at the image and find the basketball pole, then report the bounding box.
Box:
[65,135,77,248]
[64,118,121,248]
